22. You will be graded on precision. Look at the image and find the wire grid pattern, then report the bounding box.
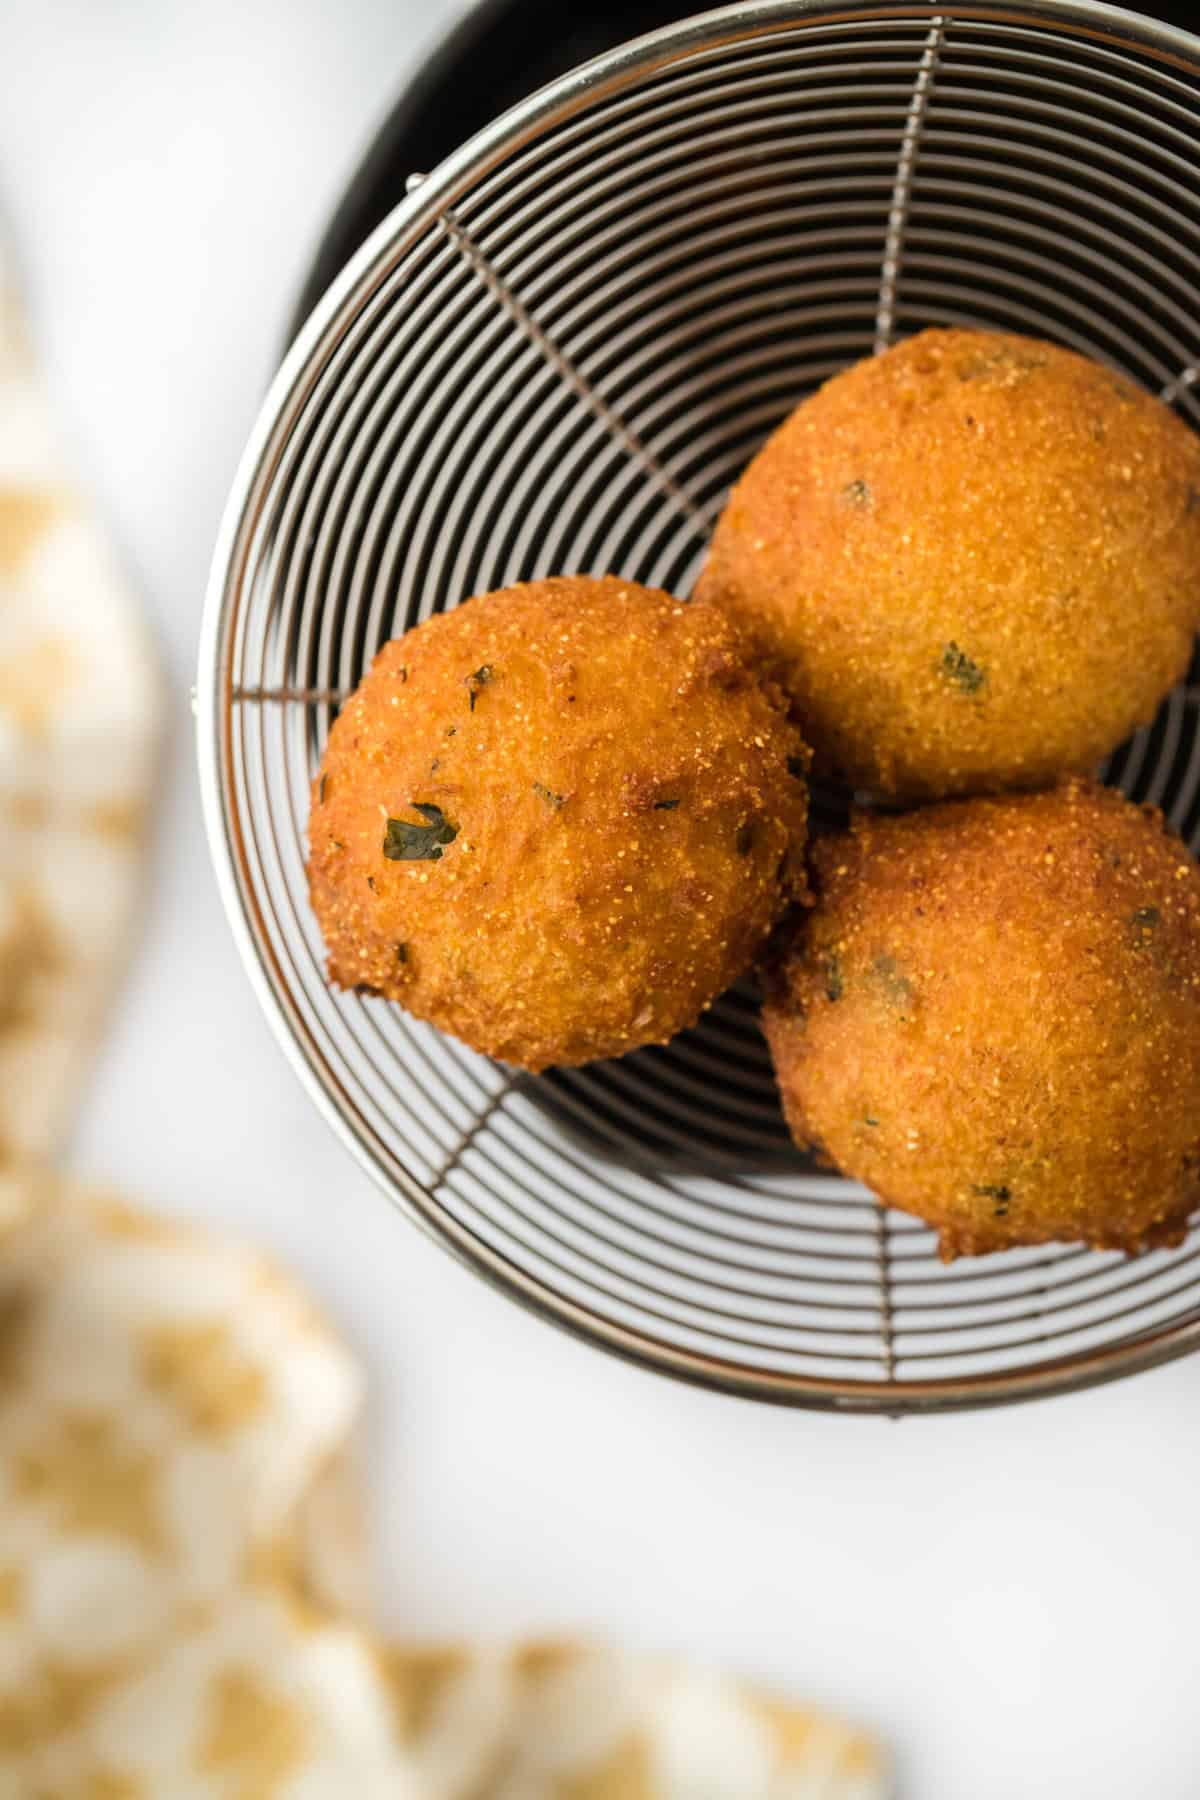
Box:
[200,1,1200,1411]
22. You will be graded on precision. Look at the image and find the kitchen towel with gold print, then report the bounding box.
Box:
[0,237,161,1249]
[0,1182,888,1799]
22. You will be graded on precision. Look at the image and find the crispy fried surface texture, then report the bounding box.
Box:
[763,781,1200,1259]
[310,576,809,1070]
[696,328,1200,799]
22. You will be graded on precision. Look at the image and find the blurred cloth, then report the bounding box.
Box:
[0,237,161,1244]
[0,1182,888,1797]
[0,240,889,1797]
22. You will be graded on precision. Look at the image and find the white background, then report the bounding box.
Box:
[2,3,1198,1795]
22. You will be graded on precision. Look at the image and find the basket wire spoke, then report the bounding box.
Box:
[200,1,1200,1411]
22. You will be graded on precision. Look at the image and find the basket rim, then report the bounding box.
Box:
[197,0,1200,1414]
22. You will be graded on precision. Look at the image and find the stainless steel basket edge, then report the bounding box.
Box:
[196,0,1200,1414]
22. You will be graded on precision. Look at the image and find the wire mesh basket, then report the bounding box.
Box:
[198,0,1200,1413]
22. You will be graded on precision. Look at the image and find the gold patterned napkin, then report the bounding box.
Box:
[0,238,161,1247]
[0,1182,888,1799]
[0,234,889,1798]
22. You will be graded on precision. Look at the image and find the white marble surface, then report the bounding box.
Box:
[2,3,1198,1794]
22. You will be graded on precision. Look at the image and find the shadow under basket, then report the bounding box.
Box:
[199,0,1200,1412]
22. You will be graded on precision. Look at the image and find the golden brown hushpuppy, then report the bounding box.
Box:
[697,327,1200,799]
[764,781,1200,1259]
[310,576,809,1070]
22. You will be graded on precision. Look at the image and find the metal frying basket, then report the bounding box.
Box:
[198,0,1200,1413]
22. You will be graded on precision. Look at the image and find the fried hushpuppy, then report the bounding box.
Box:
[310,576,809,1070]
[696,328,1200,798]
[764,781,1200,1259]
